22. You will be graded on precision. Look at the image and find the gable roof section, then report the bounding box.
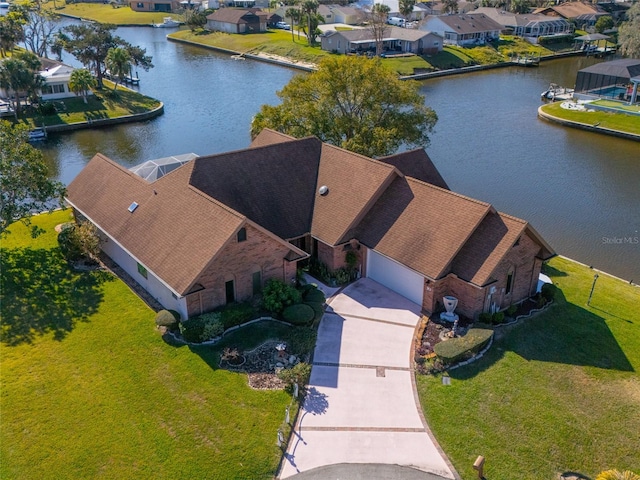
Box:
[65,154,246,296]
[325,26,436,43]
[577,59,640,79]
[249,128,296,148]
[430,13,502,34]
[206,8,267,23]
[311,143,400,246]
[379,149,449,190]
[189,137,322,240]
[356,176,491,280]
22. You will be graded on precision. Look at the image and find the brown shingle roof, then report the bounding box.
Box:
[379,149,449,190]
[206,8,267,24]
[311,143,399,245]
[249,129,295,148]
[355,176,491,279]
[189,137,322,240]
[432,13,502,34]
[66,155,246,296]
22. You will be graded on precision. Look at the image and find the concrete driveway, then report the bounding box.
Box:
[278,278,456,479]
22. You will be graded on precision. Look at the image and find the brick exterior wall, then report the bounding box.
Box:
[186,224,298,317]
[488,231,543,311]
[422,231,545,319]
[316,239,363,272]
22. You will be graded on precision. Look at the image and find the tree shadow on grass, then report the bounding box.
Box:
[449,288,634,380]
[0,247,113,346]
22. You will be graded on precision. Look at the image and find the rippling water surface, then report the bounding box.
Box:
[39,23,640,282]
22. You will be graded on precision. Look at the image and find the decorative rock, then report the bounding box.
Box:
[289,355,297,364]
[276,362,284,368]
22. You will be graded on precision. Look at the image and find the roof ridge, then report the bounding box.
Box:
[405,175,491,207]
[94,153,151,184]
[496,210,528,225]
[321,142,399,174]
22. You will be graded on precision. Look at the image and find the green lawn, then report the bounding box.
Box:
[11,81,161,129]
[46,4,180,25]
[0,210,303,479]
[540,102,640,136]
[418,256,640,480]
[169,29,331,64]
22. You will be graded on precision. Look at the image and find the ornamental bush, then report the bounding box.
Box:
[262,278,302,314]
[218,302,256,329]
[155,309,178,328]
[278,362,311,394]
[283,304,315,326]
[303,287,325,304]
[179,312,223,343]
[434,328,493,364]
[305,301,324,322]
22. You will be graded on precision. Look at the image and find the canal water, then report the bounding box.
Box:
[39,23,640,283]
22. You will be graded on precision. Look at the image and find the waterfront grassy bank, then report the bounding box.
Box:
[418,255,640,480]
[0,210,297,480]
[9,81,162,130]
[539,101,640,140]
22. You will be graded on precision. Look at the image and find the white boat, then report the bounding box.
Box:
[152,17,180,28]
[0,2,11,8]
[28,127,47,142]
[541,83,574,101]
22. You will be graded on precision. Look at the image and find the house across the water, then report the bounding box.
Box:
[65,129,554,320]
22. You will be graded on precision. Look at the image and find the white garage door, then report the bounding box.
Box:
[366,249,424,305]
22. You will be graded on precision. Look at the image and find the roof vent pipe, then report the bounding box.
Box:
[319,185,329,196]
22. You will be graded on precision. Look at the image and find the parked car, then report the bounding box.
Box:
[275,21,291,30]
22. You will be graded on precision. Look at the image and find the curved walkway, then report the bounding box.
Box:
[278,278,457,479]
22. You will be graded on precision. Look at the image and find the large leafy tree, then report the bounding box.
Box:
[618,2,640,58]
[0,51,44,118]
[68,68,96,104]
[0,11,26,57]
[0,121,66,237]
[61,23,153,89]
[105,46,131,91]
[251,56,438,158]
[594,15,613,34]
[368,3,390,57]
[442,0,459,14]
[9,0,59,58]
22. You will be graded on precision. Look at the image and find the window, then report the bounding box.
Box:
[252,271,262,295]
[505,271,514,295]
[137,262,148,279]
[237,227,247,242]
[137,2,143,6]
[225,280,235,304]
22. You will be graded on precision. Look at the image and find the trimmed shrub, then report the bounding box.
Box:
[287,327,317,356]
[303,288,325,304]
[541,283,557,302]
[180,312,223,343]
[262,278,302,314]
[278,362,311,394]
[333,267,351,285]
[305,301,324,322]
[478,312,492,323]
[434,328,493,364]
[283,304,315,326]
[218,302,256,329]
[492,311,505,325]
[155,309,178,328]
[58,222,99,262]
[506,304,517,316]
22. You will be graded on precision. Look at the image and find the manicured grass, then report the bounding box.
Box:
[46,4,180,25]
[0,210,301,479]
[418,256,640,480]
[12,81,161,129]
[381,55,434,76]
[497,35,550,57]
[170,29,331,64]
[540,102,640,136]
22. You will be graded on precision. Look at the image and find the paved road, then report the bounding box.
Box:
[278,279,456,479]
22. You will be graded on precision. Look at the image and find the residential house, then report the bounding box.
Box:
[533,2,608,30]
[419,13,502,46]
[206,8,268,33]
[320,4,366,25]
[473,7,573,43]
[65,129,555,321]
[320,27,443,55]
[415,0,476,16]
[0,58,82,103]
[129,0,181,12]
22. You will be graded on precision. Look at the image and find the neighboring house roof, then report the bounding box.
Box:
[67,129,554,295]
[206,8,267,23]
[322,26,440,43]
[533,1,604,19]
[473,7,571,29]
[424,12,503,34]
[577,58,640,79]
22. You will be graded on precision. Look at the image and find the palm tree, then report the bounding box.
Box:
[399,0,415,20]
[105,46,131,92]
[368,3,390,56]
[68,68,97,104]
[0,52,43,119]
